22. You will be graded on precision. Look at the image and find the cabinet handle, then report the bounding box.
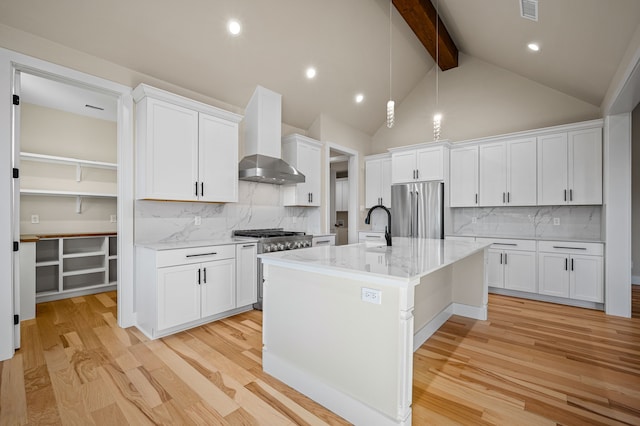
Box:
[507,192,510,203]
[499,253,503,264]
[195,182,199,197]
[552,246,586,250]
[366,235,381,239]
[186,252,217,258]
[316,240,330,245]
[201,182,204,197]
[493,243,517,246]
[311,193,313,203]
[565,258,568,271]
[564,189,567,201]
[242,244,255,248]
[503,192,505,203]
[571,259,574,271]
[203,267,207,283]
[416,169,419,180]
[197,268,201,284]
[569,189,573,201]
[504,253,507,265]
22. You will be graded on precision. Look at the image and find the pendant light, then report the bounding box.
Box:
[386,0,395,128]
[433,0,441,140]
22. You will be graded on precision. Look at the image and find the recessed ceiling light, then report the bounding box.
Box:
[227,19,241,36]
[355,94,364,103]
[527,43,540,52]
[306,67,317,79]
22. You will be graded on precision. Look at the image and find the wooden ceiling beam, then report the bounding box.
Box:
[393,0,458,70]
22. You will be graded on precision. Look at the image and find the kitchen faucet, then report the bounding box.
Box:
[364,204,392,246]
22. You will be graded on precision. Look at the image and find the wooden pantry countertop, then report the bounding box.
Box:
[20,232,117,242]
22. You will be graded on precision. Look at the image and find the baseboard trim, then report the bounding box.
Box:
[413,302,487,352]
[263,352,410,426]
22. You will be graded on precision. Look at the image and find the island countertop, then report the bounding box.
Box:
[259,237,490,283]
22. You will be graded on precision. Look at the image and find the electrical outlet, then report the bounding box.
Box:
[110,215,117,223]
[194,216,201,226]
[472,216,477,224]
[361,287,381,304]
[553,218,560,226]
[31,214,39,224]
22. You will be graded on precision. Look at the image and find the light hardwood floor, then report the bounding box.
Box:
[1,287,639,425]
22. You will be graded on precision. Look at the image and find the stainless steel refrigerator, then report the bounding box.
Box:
[391,181,444,238]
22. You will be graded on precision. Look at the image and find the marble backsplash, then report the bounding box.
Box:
[449,205,602,241]
[135,181,319,244]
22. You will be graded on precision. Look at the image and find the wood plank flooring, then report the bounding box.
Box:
[1,287,639,425]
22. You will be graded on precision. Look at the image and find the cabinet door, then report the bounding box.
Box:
[157,264,200,330]
[450,146,478,207]
[486,249,505,288]
[479,142,506,206]
[295,142,321,206]
[570,255,603,302]
[142,98,199,201]
[507,138,537,206]
[538,252,569,298]
[537,133,568,205]
[568,128,602,205]
[365,159,382,207]
[199,113,238,202]
[416,146,443,181]
[503,250,536,293]
[391,151,417,184]
[381,157,392,206]
[201,258,236,317]
[236,244,257,307]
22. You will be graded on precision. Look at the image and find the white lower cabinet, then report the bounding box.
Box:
[312,235,336,246]
[358,231,386,243]
[538,241,603,303]
[477,238,536,293]
[137,243,255,339]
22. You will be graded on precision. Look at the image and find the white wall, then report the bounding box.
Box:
[632,105,640,283]
[308,114,371,233]
[371,53,601,151]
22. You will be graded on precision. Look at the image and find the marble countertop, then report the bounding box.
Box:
[259,237,490,283]
[446,234,604,243]
[136,238,258,250]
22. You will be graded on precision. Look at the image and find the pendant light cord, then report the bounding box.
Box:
[389,0,393,102]
[435,0,439,108]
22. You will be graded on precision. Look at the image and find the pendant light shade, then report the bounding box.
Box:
[387,100,395,128]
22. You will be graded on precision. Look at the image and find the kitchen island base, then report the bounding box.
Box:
[261,240,488,426]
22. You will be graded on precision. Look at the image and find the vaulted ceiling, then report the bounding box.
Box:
[0,0,639,135]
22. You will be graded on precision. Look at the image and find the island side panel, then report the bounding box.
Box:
[414,266,453,334]
[262,263,413,425]
[451,249,488,320]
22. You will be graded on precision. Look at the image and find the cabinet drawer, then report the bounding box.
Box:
[359,232,385,243]
[475,238,536,251]
[157,245,236,267]
[538,241,603,256]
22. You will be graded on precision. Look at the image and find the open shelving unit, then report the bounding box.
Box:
[34,234,117,303]
[20,152,117,213]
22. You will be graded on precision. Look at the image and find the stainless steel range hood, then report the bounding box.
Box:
[239,86,305,185]
[238,154,304,184]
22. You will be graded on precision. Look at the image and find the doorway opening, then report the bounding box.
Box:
[325,143,358,245]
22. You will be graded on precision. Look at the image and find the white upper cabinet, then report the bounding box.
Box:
[449,146,478,207]
[537,127,602,205]
[365,155,392,207]
[391,145,445,184]
[479,137,536,206]
[282,134,322,206]
[133,84,242,203]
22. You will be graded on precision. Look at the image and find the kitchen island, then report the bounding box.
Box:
[259,237,490,426]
